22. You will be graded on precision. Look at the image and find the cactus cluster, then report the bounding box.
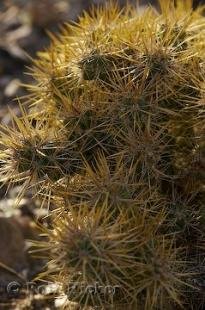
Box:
[1,1,205,309]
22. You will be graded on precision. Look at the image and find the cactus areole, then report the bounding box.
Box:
[1,1,205,309]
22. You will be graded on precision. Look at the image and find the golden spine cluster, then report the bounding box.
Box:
[0,1,205,309]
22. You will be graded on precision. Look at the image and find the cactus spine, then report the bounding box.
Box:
[1,1,205,309]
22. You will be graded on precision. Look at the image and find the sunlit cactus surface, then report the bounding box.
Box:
[1,1,205,309]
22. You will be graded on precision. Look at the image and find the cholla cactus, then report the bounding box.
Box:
[1,0,205,309]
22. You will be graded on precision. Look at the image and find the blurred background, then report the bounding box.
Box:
[0,0,204,309]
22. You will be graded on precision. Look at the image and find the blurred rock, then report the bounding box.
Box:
[4,79,20,97]
[0,216,27,285]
